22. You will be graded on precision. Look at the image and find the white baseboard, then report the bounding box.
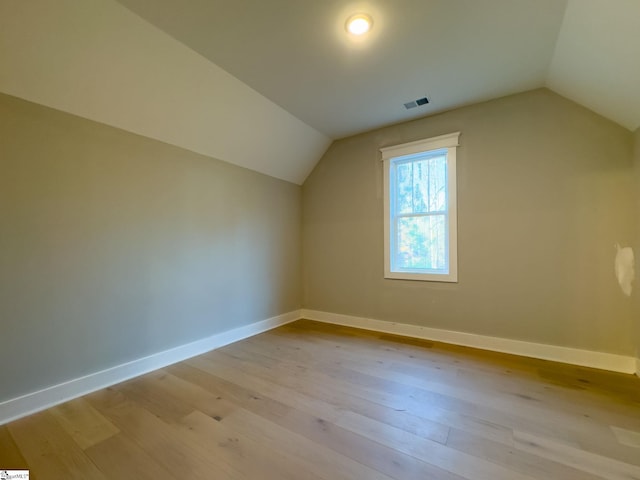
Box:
[301,309,637,375]
[0,310,301,426]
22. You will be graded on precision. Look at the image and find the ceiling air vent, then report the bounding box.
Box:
[404,96,430,109]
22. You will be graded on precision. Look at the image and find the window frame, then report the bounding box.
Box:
[381,132,460,282]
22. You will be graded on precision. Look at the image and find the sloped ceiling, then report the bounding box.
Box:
[1,0,639,184]
[115,0,568,139]
[547,0,640,132]
[0,0,330,184]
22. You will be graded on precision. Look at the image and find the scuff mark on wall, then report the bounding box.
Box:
[615,244,635,296]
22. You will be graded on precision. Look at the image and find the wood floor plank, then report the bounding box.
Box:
[243,327,629,452]
[85,433,175,480]
[129,368,242,422]
[166,362,293,420]
[445,425,604,480]
[8,411,107,480]
[208,345,523,442]
[178,411,329,480]
[262,326,631,425]
[275,325,640,465]
[189,351,457,446]
[0,426,31,473]
[273,404,466,480]
[168,362,416,480]
[190,351,536,480]
[513,430,640,480]
[168,362,465,480]
[111,372,194,423]
[611,426,640,449]
[205,397,397,480]
[232,337,517,443]
[86,387,244,480]
[49,397,119,449]
[172,364,403,480]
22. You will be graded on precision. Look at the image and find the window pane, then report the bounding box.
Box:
[396,215,446,270]
[412,155,447,213]
[412,159,428,213]
[428,155,447,212]
[395,154,446,215]
[396,162,413,214]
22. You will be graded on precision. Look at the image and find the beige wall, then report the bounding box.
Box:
[303,89,635,355]
[634,127,640,364]
[0,93,302,403]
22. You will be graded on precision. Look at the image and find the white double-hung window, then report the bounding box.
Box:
[381,132,460,282]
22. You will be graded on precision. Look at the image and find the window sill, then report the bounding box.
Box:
[384,271,458,282]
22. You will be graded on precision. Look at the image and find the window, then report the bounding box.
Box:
[381,132,459,282]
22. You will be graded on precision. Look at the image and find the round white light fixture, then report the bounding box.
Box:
[346,14,372,35]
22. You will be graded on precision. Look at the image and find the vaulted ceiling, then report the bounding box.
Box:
[2,0,639,184]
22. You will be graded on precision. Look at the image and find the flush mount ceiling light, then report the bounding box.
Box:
[345,13,373,35]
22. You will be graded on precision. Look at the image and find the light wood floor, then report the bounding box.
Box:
[2,320,640,480]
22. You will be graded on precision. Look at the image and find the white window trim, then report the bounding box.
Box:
[381,132,460,282]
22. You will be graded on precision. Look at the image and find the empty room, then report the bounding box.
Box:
[1,0,639,479]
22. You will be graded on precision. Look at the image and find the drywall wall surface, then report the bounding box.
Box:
[303,88,635,355]
[0,93,302,402]
[634,127,640,364]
